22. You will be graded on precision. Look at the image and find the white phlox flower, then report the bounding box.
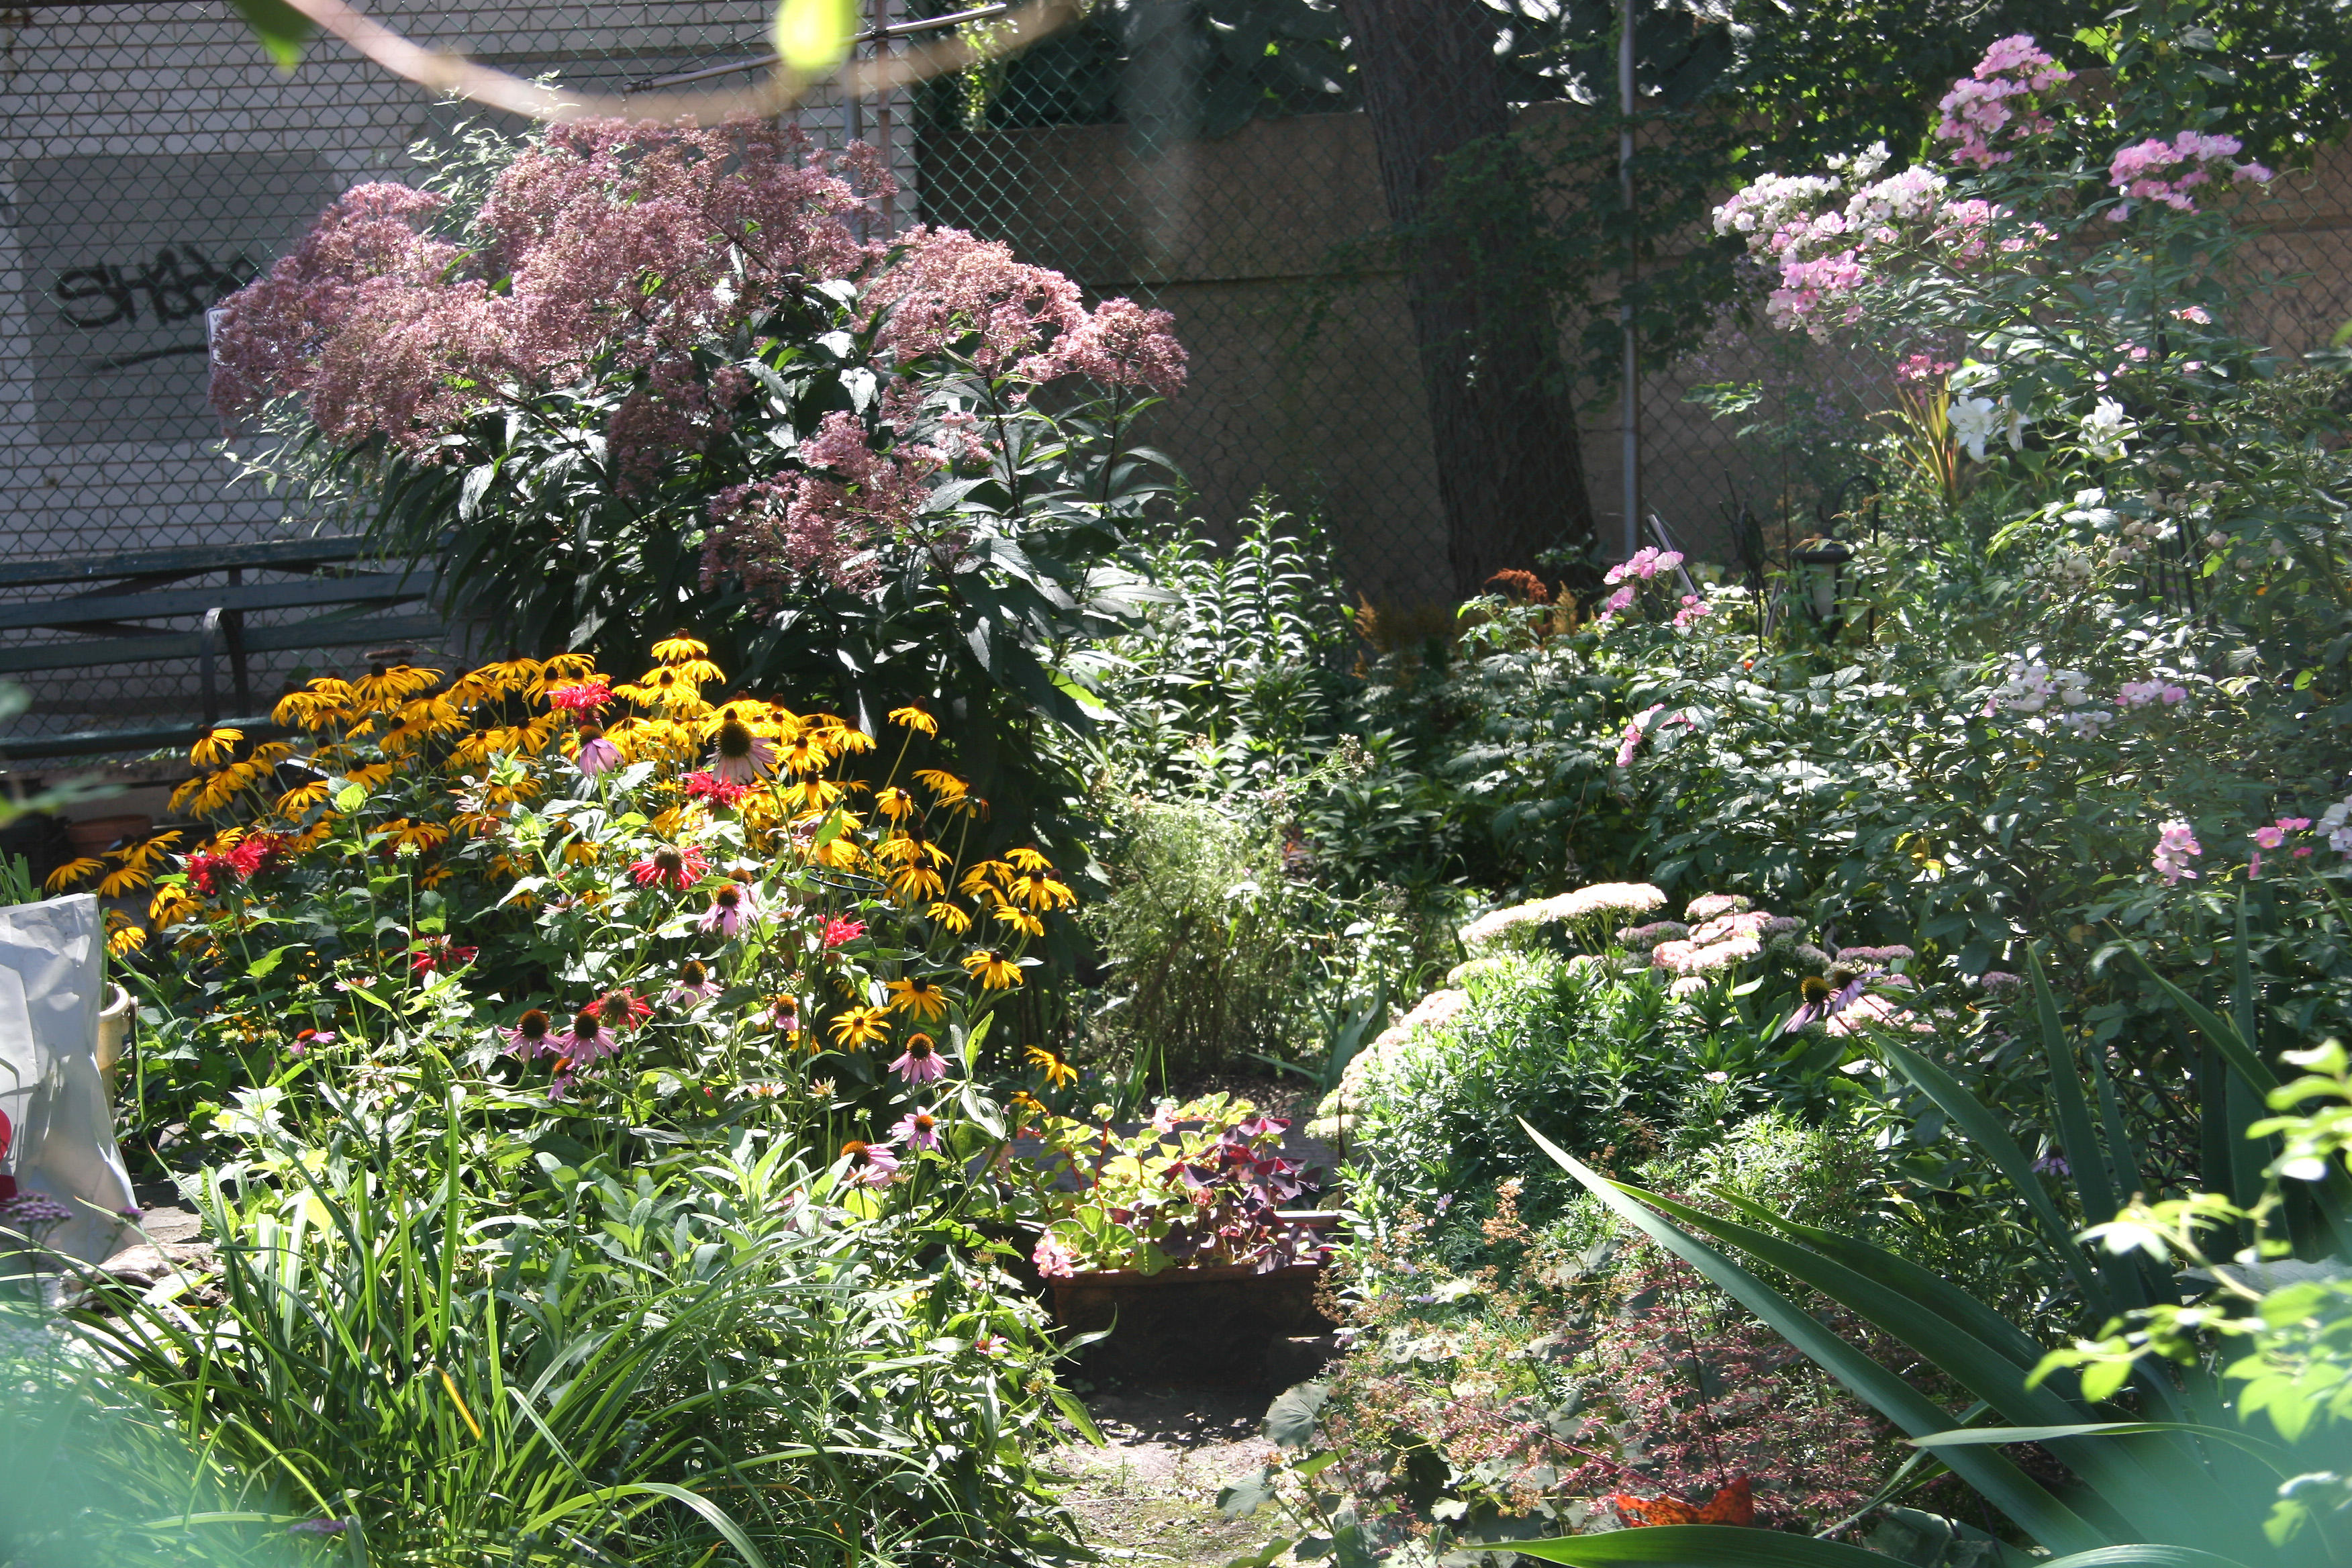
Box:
[2081,397,2136,461]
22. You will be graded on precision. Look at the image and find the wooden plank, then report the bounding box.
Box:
[0,535,379,590]
[0,718,278,763]
[0,611,448,675]
[0,571,436,632]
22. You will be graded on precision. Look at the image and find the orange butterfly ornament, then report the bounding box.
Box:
[1602,1475,1755,1528]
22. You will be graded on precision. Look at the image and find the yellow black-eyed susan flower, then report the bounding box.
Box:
[886,977,951,1023]
[1025,1044,1077,1089]
[829,1006,892,1050]
[963,950,1023,989]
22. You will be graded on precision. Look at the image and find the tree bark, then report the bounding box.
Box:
[1330,0,1599,599]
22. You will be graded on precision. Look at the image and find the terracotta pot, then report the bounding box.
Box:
[64,814,152,858]
[1048,1257,1334,1386]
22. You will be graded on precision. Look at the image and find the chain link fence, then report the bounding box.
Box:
[5,2,2352,746]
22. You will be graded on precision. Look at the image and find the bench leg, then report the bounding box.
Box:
[199,607,221,729]
[226,567,252,714]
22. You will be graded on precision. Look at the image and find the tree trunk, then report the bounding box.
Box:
[1331,0,1599,599]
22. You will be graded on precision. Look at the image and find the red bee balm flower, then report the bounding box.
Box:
[680,770,749,807]
[822,916,865,948]
[548,679,613,713]
[590,990,652,1031]
[629,843,710,891]
[409,937,479,975]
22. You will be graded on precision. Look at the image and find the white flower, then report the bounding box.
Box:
[1950,395,2027,462]
[2081,397,2135,461]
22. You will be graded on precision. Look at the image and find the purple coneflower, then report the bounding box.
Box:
[669,960,721,1005]
[503,1008,557,1059]
[699,881,761,936]
[888,1032,947,1085]
[891,1108,942,1150]
[575,727,622,779]
[837,1140,901,1189]
[709,716,777,784]
[553,1007,618,1066]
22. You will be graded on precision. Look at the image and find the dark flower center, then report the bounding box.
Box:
[716,886,741,910]
[654,846,685,875]
[655,669,676,687]
[518,1010,550,1040]
[841,1140,873,1167]
[717,718,754,759]
[1800,975,1833,1003]
[680,961,707,986]
[906,1036,934,1061]
[573,1010,601,1039]
[580,724,603,742]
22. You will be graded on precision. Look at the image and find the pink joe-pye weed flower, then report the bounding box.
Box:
[2153,819,2203,884]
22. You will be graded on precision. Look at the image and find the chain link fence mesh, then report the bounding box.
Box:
[4,3,2351,747]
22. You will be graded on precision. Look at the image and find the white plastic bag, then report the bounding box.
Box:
[0,893,136,1265]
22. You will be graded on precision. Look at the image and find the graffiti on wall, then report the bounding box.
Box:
[11,153,340,447]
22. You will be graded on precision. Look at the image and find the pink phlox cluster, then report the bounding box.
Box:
[1614,920,1690,953]
[212,121,885,456]
[1605,546,1683,585]
[2106,131,2273,218]
[1934,35,2069,169]
[1898,354,1958,384]
[701,411,944,594]
[2117,679,2188,709]
[2153,819,2203,884]
[1684,893,1750,921]
[1674,594,1713,629]
[1833,944,1914,969]
[2173,305,2214,324]
[2319,798,2352,855]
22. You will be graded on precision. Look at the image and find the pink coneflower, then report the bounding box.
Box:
[837,1140,901,1189]
[889,1033,946,1085]
[575,728,622,778]
[1032,1234,1078,1279]
[503,1008,558,1059]
[552,1007,619,1065]
[548,680,613,714]
[630,843,710,891]
[681,769,750,807]
[548,1069,576,1104]
[288,1027,335,1057]
[699,881,761,936]
[822,916,865,948]
[891,1108,942,1150]
[709,716,777,785]
[771,996,801,1034]
[669,960,720,1005]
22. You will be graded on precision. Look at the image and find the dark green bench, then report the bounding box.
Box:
[0,536,443,761]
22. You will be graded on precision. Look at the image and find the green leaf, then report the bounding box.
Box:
[245,944,297,981]
[227,0,315,70]
[1909,1423,2288,1470]
[1049,1383,1104,1446]
[1218,1469,1277,1520]
[1515,1525,1904,1567]
[333,782,369,814]
[1263,1381,1328,1449]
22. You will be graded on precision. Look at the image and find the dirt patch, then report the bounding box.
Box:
[1049,1384,1284,1567]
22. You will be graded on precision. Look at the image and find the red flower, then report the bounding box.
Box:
[409,936,480,975]
[680,770,749,807]
[821,916,865,948]
[548,679,613,713]
[628,843,711,891]
[589,989,652,1031]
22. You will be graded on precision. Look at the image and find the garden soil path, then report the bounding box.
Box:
[1051,1385,1277,1567]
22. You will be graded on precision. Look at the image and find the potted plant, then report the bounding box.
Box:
[1003,1095,1337,1383]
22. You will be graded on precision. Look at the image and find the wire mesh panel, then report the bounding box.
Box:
[7,4,2352,752]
